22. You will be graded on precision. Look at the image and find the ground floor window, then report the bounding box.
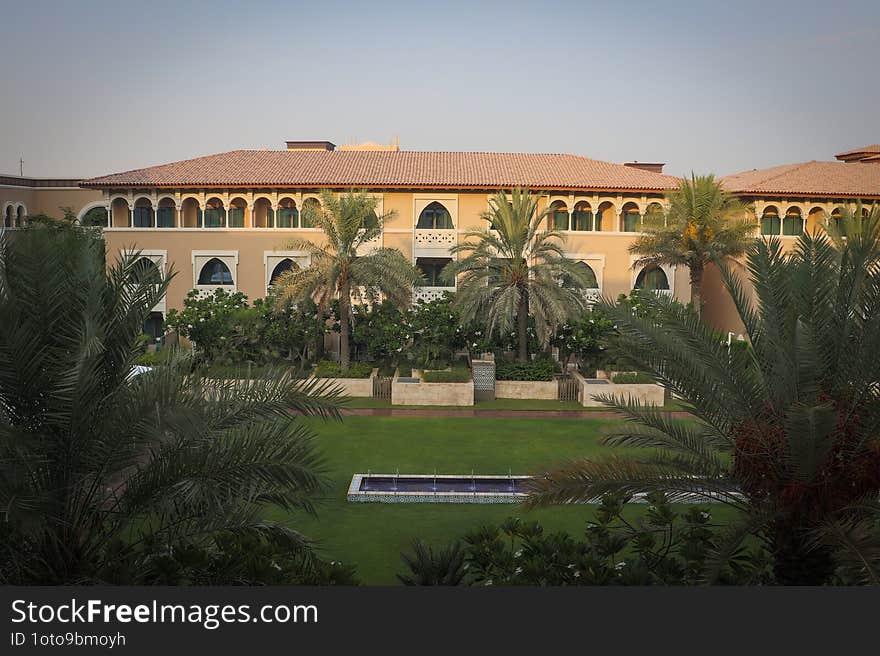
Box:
[416,257,454,287]
[634,264,669,291]
[143,311,164,340]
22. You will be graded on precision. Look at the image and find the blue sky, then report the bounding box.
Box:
[1,0,878,178]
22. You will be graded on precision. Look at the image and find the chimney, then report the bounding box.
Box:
[285,140,336,151]
[623,161,665,174]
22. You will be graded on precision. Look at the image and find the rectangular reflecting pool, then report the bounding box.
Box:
[346,474,735,504]
[347,473,529,503]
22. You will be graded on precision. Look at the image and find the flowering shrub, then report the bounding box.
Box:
[166,289,326,367]
[347,300,411,363]
[165,289,249,361]
[409,294,466,365]
[551,308,615,372]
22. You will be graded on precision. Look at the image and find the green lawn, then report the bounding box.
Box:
[266,416,646,584]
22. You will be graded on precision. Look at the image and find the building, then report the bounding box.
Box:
[2,141,879,338]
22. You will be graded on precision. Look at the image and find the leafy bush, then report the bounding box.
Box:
[551,308,615,371]
[136,351,167,367]
[348,300,411,363]
[313,360,373,379]
[397,362,413,377]
[422,367,471,383]
[165,289,250,361]
[611,372,655,384]
[410,294,466,365]
[166,290,326,368]
[398,493,773,586]
[495,358,559,381]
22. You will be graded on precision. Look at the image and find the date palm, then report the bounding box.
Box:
[527,204,880,585]
[274,190,421,373]
[0,225,341,584]
[630,174,755,316]
[442,188,595,362]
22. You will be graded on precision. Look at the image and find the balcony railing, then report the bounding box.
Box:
[414,286,454,304]
[414,229,456,253]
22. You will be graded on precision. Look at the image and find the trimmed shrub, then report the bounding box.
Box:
[422,367,471,383]
[313,360,373,379]
[611,371,655,384]
[495,358,559,381]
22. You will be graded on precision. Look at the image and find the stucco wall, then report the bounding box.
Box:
[311,376,373,397]
[392,380,474,406]
[494,380,558,400]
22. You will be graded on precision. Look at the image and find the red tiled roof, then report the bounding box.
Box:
[721,160,880,198]
[835,144,880,159]
[80,150,681,192]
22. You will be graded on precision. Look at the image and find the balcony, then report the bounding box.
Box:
[414,229,456,256]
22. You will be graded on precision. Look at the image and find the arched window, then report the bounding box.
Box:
[133,200,154,228]
[621,204,641,232]
[5,205,15,228]
[300,198,320,228]
[15,206,26,227]
[130,257,161,285]
[563,261,599,289]
[417,202,453,229]
[269,258,298,286]
[198,258,233,285]
[277,198,298,228]
[156,199,176,228]
[761,207,780,235]
[549,201,568,231]
[635,265,669,291]
[783,208,803,236]
[228,199,247,228]
[80,206,108,227]
[571,202,593,231]
[203,199,226,228]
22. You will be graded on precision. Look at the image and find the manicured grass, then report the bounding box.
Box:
[266,416,655,584]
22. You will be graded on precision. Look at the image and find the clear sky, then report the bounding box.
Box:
[1,0,878,178]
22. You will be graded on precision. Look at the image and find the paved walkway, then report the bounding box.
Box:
[341,407,692,419]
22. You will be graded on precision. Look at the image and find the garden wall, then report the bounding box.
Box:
[494,380,557,400]
[392,379,474,406]
[311,372,375,397]
[573,371,665,407]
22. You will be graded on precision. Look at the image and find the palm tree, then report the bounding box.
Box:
[630,174,755,317]
[0,225,341,584]
[397,539,467,586]
[442,188,595,363]
[526,205,880,585]
[274,190,421,373]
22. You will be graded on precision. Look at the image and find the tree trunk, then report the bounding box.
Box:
[339,280,351,373]
[690,263,704,318]
[772,527,835,585]
[517,293,528,364]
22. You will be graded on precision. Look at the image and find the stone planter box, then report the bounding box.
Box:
[494,380,558,400]
[391,370,473,406]
[573,371,665,407]
[311,368,377,397]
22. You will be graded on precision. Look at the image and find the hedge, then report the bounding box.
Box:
[313,360,373,379]
[422,367,471,383]
[611,371,655,384]
[495,358,559,381]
